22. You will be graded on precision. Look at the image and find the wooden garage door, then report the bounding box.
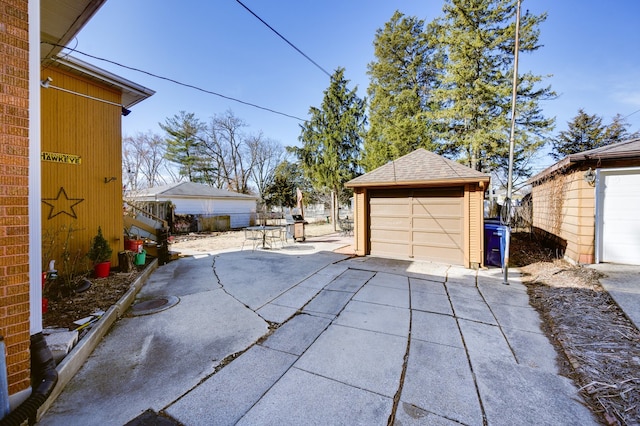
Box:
[599,169,640,265]
[369,188,464,265]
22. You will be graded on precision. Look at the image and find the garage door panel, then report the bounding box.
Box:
[412,199,463,221]
[370,241,409,258]
[413,230,462,246]
[413,245,463,265]
[413,188,464,198]
[412,204,461,216]
[371,229,410,242]
[371,201,409,213]
[412,217,462,233]
[370,216,410,229]
[369,188,465,265]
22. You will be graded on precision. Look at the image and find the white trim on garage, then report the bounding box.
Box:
[595,167,640,265]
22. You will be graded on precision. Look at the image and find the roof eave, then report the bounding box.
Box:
[345,177,490,188]
[40,0,107,62]
[47,55,155,107]
[528,151,640,185]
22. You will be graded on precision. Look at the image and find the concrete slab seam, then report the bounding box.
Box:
[290,366,393,400]
[397,401,466,424]
[476,283,521,364]
[388,275,412,425]
[299,268,376,317]
[446,268,521,364]
[248,260,347,313]
[443,278,488,424]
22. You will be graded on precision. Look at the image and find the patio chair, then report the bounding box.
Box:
[266,226,288,249]
[339,219,353,236]
[242,228,261,251]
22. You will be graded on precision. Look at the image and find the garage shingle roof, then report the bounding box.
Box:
[130,182,257,199]
[346,148,490,187]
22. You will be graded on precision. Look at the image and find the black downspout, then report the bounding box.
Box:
[0,333,58,426]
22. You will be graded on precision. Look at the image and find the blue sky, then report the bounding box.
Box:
[69,0,640,172]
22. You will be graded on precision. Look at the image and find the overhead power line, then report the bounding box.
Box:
[235,0,332,78]
[43,42,305,121]
[622,108,640,120]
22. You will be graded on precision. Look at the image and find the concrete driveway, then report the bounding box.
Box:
[38,236,597,425]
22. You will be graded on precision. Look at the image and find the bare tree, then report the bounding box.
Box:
[249,136,284,202]
[123,132,171,191]
[200,110,257,194]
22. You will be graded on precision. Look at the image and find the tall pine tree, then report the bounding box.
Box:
[363,11,440,172]
[294,68,366,228]
[429,0,554,173]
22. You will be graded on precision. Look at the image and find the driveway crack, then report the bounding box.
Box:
[387,276,412,425]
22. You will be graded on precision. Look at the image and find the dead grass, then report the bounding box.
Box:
[513,233,640,425]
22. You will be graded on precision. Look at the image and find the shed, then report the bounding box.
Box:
[128,182,258,229]
[345,149,490,268]
[527,138,640,265]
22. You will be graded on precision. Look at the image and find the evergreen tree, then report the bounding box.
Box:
[603,113,640,143]
[262,160,307,209]
[550,109,638,160]
[160,111,206,181]
[429,0,555,173]
[294,68,366,228]
[363,11,440,171]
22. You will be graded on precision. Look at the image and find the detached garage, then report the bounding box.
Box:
[128,182,257,229]
[345,149,490,268]
[528,138,640,265]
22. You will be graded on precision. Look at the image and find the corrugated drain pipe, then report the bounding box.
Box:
[0,333,58,426]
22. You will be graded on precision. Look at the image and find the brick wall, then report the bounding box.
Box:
[0,0,32,394]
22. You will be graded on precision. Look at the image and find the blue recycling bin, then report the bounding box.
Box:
[484,219,508,267]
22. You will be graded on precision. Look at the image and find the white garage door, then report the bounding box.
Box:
[369,188,465,265]
[598,169,640,265]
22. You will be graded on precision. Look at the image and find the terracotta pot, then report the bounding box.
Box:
[94,261,111,278]
[125,239,144,253]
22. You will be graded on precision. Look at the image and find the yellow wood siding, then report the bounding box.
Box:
[353,189,367,256]
[531,170,595,263]
[468,183,483,267]
[41,67,124,274]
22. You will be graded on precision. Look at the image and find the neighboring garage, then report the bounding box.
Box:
[528,138,640,265]
[597,168,640,264]
[345,149,490,268]
[127,182,257,229]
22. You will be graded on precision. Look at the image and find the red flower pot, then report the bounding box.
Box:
[94,261,111,278]
[125,239,144,253]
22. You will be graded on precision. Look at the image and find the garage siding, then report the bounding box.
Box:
[369,188,465,265]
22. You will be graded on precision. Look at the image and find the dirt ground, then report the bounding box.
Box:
[43,224,639,425]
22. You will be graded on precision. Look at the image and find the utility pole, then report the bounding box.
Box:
[503,0,521,285]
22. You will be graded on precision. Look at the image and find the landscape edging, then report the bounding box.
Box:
[36,259,159,419]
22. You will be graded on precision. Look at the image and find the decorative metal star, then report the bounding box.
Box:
[42,187,84,219]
